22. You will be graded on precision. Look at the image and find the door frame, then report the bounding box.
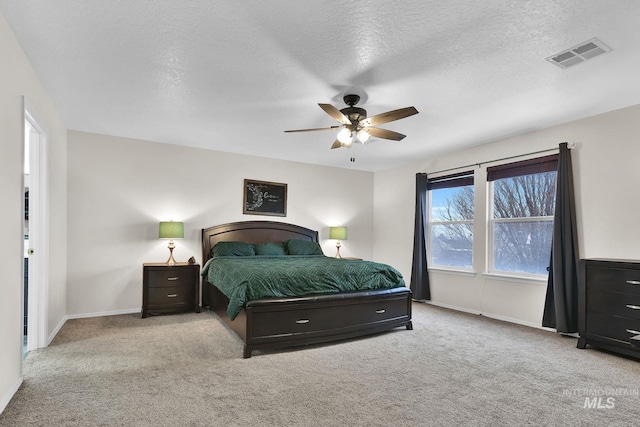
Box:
[22,97,49,354]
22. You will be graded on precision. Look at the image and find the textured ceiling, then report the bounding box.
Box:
[2,1,640,171]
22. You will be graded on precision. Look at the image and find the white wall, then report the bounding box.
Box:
[66,131,373,316]
[374,104,640,327]
[0,12,67,413]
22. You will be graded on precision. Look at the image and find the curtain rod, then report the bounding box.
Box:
[425,143,572,176]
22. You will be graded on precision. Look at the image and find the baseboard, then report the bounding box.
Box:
[423,300,556,332]
[0,376,23,415]
[480,311,552,331]
[66,308,141,320]
[47,316,68,346]
[423,300,481,316]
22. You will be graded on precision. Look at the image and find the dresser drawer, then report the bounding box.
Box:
[585,265,640,295]
[147,267,197,288]
[148,285,195,306]
[587,289,640,320]
[586,311,640,343]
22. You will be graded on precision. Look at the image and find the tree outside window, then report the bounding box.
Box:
[428,172,474,269]
[490,172,556,275]
[487,155,558,276]
[428,155,557,276]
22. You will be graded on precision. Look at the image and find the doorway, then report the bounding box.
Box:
[23,100,49,357]
[23,118,31,356]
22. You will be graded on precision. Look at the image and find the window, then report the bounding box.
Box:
[487,155,558,276]
[428,171,474,269]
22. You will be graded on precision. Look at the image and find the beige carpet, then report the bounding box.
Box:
[1,303,639,426]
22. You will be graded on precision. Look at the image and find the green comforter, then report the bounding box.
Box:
[201,255,405,320]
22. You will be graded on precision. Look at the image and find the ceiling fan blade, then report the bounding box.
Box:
[330,139,343,149]
[319,103,351,125]
[284,125,340,133]
[360,106,418,127]
[365,127,406,141]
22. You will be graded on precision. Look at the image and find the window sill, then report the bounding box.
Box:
[428,267,476,277]
[482,272,548,285]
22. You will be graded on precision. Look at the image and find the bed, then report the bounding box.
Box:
[201,220,412,358]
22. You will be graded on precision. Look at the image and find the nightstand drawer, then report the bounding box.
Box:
[148,285,194,306]
[147,268,196,288]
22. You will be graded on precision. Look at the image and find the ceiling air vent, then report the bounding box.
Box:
[545,38,611,69]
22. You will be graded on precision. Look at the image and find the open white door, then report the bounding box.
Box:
[23,99,49,354]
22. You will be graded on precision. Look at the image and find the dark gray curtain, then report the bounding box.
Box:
[410,173,430,300]
[542,142,579,332]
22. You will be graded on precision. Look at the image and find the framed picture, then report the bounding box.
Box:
[243,179,287,217]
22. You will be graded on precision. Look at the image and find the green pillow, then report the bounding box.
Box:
[211,241,255,257]
[254,242,286,256]
[285,239,324,256]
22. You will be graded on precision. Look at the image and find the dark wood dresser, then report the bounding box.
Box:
[142,262,200,318]
[578,259,640,359]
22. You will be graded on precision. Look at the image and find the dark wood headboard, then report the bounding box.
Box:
[201,221,319,264]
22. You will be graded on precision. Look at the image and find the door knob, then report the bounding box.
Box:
[27,248,35,255]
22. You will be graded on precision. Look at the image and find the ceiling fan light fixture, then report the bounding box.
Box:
[337,127,353,144]
[285,94,418,150]
[357,129,370,144]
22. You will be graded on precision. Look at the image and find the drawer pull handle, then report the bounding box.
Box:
[375,309,386,314]
[167,294,178,298]
[626,280,640,285]
[167,277,179,281]
[296,319,310,324]
[626,304,640,310]
[626,329,640,335]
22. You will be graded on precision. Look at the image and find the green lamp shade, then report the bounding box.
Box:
[159,221,184,239]
[329,226,347,241]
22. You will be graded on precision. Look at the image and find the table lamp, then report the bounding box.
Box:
[329,226,347,258]
[159,221,184,265]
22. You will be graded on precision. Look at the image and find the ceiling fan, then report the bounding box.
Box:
[285,94,418,149]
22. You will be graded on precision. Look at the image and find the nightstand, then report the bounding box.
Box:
[142,262,200,318]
